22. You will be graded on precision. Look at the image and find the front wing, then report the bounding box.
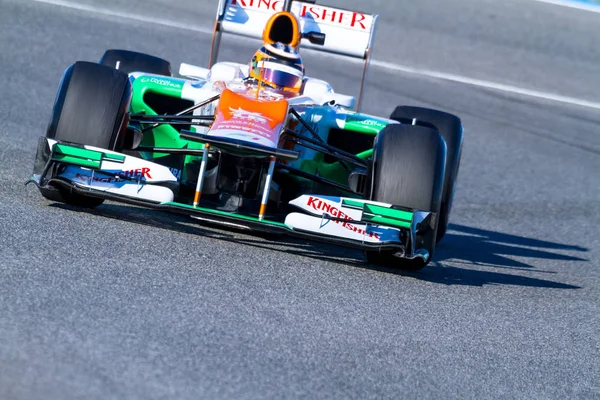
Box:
[28,138,435,262]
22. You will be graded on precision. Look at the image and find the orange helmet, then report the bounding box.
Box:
[249,43,305,94]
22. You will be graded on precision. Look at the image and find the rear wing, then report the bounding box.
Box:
[209,0,379,110]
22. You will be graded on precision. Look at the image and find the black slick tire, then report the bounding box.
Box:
[100,49,172,76]
[41,61,132,208]
[365,124,446,270]
[390,106,463,242]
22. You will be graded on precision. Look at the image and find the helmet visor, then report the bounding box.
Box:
[256,61,304,91]
[261,69,303,90]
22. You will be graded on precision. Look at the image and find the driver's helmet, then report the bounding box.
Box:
[249,43,305,95]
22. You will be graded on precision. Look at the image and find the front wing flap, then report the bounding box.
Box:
[28,138,433,261]
[29,137,179,203]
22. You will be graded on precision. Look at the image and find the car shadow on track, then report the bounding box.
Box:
[416,223,587,288]
[52,204,587,289]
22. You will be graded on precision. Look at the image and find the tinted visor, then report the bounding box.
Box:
[261,68,303,91]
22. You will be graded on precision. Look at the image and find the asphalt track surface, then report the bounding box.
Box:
[1,0,599,398]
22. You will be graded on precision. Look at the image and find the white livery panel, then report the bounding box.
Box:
[57,166,175,203]
[286,195,402,244]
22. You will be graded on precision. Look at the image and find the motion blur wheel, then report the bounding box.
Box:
[390,106,463,242]
[364,124,446,270]
[41,61,132,208]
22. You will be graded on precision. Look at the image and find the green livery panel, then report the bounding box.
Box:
[127,74,393,189]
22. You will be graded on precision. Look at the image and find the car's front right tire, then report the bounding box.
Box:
[390,106,463,242]
[364,124,446,270]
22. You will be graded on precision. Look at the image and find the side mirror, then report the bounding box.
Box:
[326,93,356,109]
[179,63,210,80]
[303,31,326,46]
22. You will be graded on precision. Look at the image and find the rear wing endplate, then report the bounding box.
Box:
[209,0,379,110]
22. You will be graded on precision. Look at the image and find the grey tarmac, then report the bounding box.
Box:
[0,0,599,399]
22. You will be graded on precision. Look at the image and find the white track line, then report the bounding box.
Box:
[29,0,214,35]
[529,0,600,13]
[28,0,600,111]
[370,60,600,111]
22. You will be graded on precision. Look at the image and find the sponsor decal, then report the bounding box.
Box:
[74,168,152,183]
[345,115,387,132]
[140,77,182,89]
[229,107,273,124]
[75,173,116,183]
[287,196,404,244]
[169,167,182,180]
[210,89,288,147]
[305,196,380,239]
[212,112,278,141]
[119,168,153,179]
[63,167,174,202]
[229,0,369,30]
[299,4,368,29]
[231,0,283,10]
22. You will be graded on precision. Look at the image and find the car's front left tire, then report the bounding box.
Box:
[40,61,132,208]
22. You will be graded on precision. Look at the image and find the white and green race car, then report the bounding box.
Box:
[28,0,463,270]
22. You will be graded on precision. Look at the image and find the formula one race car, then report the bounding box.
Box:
[28,0,463,270]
